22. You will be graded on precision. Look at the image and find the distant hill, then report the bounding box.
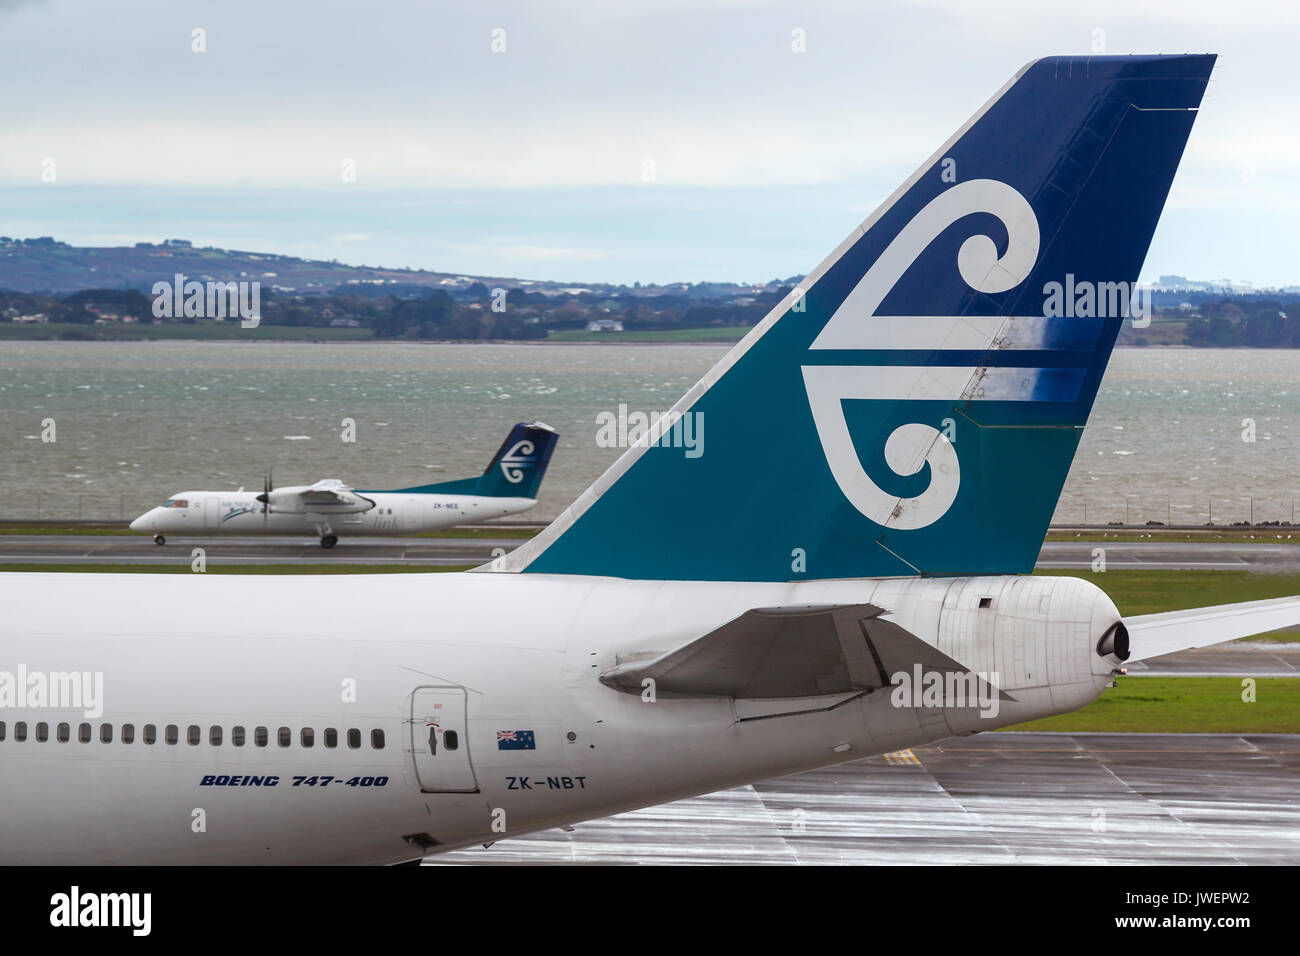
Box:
[0,236,526,295]
[0,236,804,343]
[0,236,797,299]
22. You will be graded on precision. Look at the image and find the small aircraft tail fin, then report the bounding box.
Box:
[483,54,1215,581]
[384,421,559,499]
[471,421,559,499]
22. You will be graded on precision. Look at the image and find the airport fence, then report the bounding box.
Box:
[1052,495,1300,528]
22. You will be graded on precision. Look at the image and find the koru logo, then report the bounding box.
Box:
[498,440,537,484]
[802,179,1040,530]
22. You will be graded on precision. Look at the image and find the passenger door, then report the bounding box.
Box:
[409,685,478,793]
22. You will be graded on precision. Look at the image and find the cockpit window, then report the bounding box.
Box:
[162,498,188,508]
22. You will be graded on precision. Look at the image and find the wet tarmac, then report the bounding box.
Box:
[427,733,1300,865]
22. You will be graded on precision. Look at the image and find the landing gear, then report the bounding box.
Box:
[320,534,338,549]
[153,535,166,546]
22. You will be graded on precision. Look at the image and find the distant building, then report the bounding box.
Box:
[13,313,48,323]
[329,318,361,328]
[586,318,624,332]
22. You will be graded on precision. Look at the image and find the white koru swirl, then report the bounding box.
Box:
[802,179,1040,530]
[498,439,535,484]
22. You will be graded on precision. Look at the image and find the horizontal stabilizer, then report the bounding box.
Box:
[599,603,1007,701]
[1125,596,1300,662]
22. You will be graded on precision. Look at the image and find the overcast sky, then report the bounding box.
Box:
[1,0,1295,285]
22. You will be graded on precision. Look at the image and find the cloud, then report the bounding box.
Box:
[1,0,1295,283]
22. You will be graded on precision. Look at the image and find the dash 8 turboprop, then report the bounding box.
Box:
[6,54,1299,865]
[128,421,558,547]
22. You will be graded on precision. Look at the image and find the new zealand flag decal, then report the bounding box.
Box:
[497,730,536,751]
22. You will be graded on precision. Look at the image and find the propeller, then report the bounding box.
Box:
[255,470,273,524]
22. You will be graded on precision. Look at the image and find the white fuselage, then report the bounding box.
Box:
[130,491,536,539]
[0,569,1120,864]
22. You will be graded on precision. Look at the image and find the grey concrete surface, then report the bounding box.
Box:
[427,733,1300,865]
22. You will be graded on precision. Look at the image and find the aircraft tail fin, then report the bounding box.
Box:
[482,54,1215,581]
[387,421,559,499]
[471,420,559,499]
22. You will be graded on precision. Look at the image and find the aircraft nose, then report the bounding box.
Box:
[129,512,150,532]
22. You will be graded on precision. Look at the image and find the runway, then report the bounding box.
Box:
[0,532,530,567]
[6,533,1300,571]
[426,732,1300,865]
[1037,539,1300,571]
[1132,643,1300,677]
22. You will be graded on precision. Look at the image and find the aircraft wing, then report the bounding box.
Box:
[262,479,373,514]
[1124,596,1300,662]
[299,479,356,507]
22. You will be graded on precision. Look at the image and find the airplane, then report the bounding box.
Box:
[127,421,559,548]
[5,53,1298,866]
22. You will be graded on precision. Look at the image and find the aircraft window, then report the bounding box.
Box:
[57,723,70,743]
[371,729,385,749]
[0,722,5,741]
[165,725,179,745]
[444,730,459,751]
[36,722,48,742]
[100,724,113,743]
[122,724,135,744]
[324,728,338,748]
[255,726,268,747]
[144,724,157,745]
[278,727,291,747]
[232,726,245,747]
[210,726,222,746]
[163,498,188,508]
[187,725,200,746]
[79,723,92,743]
[14,722,27,742]
[301,728,314,748]
[347,729,361,749]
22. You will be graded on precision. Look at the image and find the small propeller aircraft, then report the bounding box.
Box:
[128,421,558,547]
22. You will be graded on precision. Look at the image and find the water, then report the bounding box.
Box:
[1,341,1297,526]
